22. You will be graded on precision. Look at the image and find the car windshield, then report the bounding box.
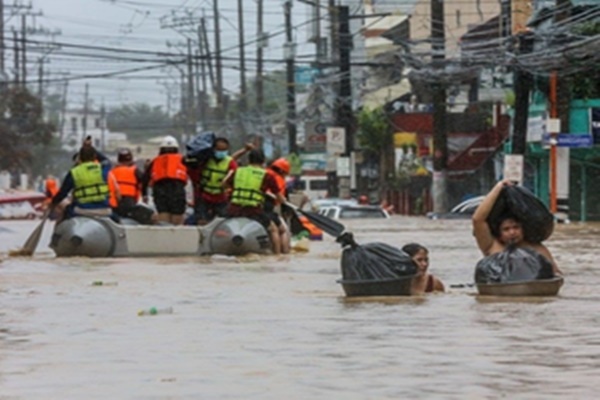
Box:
[339,208,386,219]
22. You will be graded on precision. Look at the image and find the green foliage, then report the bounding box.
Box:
[570,21,600,99]
[107,103,173,143]
[0,87,55,170]
[357,107,390,153]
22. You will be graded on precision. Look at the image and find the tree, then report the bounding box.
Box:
[0,87,55,171]
[570,21,600,99]
[357,107,393,197]
[107,103,173,142]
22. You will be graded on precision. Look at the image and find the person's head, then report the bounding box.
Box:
[270,158,290,176]
[248,149,265,165]
[492,213,524,245]
[159,135,179,154]
[358,195,368,205]
[402,243,429,274]
[213,137,230,160]
[117,148,133,164]
[79,146,97,163]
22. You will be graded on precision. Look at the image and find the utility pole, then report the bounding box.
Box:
[187,37,195,135]
[256,0,264,113]
[83,83,89,138]
[431,0,448,213]
[200,16,216,94]
[21,14,26,87]
[326,0,339,198]
[100,103,106,152]
[213,0,223,117]
[37,57,43,99]
[13,30,19,86]
[237,0,247,112]
[284,1,297,154]
[511,32,534,156]
[0,0,4,75]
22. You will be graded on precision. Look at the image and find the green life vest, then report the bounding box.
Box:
[201,156,232,195]
[231,166,266,207]
[71,162,109,204]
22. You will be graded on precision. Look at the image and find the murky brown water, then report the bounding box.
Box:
[1,217,599,399]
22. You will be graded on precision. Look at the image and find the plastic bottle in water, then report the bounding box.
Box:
[91,281,118,286]
[137,307,173,316]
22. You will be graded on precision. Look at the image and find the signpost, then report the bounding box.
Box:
[503,154,524,184]
[542,133,593,148]
[591,108,600,144]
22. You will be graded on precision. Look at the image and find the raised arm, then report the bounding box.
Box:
[472,179,510,255]
[231,142,254,161]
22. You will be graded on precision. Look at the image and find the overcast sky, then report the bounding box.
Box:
[12,0,317,111]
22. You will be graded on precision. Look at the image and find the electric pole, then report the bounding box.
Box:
[511,32,534,156]
[13,29,19,86]
[431,0,449,214]
[0,0,4,75]
[83,83,89,138]
[213,0,223,117]
[21,14,26,87]
[284,0,297,154]
[200,16,216,95]
[256,0,264,113]
[37,57,43,98]
[187,37,195,135]
[237,0,247,112]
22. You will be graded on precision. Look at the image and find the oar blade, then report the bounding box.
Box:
[298,209,345,238]
[10,210,50,256]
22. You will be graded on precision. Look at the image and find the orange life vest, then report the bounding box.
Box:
[298,215,323,240]
[150,153,187,183]
[266,168,286,204]
[45,178,58,198]
[109,165,140,207]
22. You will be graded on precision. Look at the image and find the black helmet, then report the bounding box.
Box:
[118,148,133,163]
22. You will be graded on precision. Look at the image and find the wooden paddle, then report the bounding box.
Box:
[10,208,52,257]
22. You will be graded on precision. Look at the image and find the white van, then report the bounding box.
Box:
[295,175,329,200]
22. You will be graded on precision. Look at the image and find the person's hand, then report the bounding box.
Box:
[142,196,149,204]
[244,142,254,151]
[83,135,93,148]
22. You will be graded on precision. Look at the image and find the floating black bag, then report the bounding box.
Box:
[474,246,554,284]
[487,185,554,243]
[338,233,417,281]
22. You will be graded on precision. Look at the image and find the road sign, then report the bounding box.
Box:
[542,133,593,148]
[503,154,523,184]
[336,156,350,177]
[326,127,345,155]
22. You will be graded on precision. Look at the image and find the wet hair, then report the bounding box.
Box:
[248,149,265,165]
[79,146,97,162]
[214,137,230,147]
[402,243,428,257]
[490,212,521,238]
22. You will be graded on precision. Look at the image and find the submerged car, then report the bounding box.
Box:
[426,196,484,220]
[319,205,390,219]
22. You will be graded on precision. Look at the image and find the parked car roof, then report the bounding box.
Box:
[319,205,390,219]
[427,196,484,220]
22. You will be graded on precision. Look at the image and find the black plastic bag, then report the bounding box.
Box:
[487,185,554,243]
[339,233,417,281]
[474,246,554,284]
[185,131,215,165]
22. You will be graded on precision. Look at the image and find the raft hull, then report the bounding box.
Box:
[337,276,415,297]
[50,216,271,257]
[476,277,564,297]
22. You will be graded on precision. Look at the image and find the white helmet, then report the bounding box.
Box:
[160,135,179,149]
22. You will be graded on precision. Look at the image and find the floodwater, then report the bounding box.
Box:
[1,216,599,399]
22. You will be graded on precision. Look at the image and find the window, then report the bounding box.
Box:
[95,118,101,128]
[325,208,337,218]
[70,117,77,133]
[456,10,461,27]
[309,180,328,191]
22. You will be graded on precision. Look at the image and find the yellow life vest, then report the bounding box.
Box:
[71,162,109,204]
[231,166,266,207]
[201,156,232,195]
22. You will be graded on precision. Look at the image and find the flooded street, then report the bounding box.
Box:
[1,216,599,399]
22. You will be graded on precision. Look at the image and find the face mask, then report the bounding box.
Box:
[214,150,228,160]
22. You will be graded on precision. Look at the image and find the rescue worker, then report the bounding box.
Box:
[225,149,286,255]
[141,135,188,225]
[109,148,150,223]
[44,174,59,199]
[51,146,113,220]
[188,138,254,224]
[265,158,292,254]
